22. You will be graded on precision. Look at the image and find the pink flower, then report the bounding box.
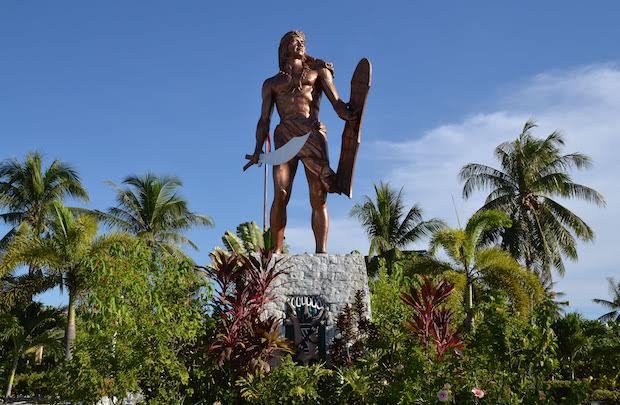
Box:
[437,389,450,402]
[443,383,452,390]
[472,387,485,398]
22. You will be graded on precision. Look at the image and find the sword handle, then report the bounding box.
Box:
[243,155,257,171]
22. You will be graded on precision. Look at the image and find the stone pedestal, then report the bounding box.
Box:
[265,253,371,349]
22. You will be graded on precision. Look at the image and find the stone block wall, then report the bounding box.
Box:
[264,252,371,346]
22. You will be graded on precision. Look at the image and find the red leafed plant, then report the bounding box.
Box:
[400,276,463,361]
[198,248,291,377]
[431,309,464,361]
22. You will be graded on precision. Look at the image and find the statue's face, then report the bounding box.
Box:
[286,35,306,59]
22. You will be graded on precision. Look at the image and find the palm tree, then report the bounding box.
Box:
[0,302,64,399]
[459,121,605,280]
[0,151,88,253]
[426,210,544,331]
[94,173,213,257]
[350,182,445,258]
[593,278,620,323]
[0,202,128,359]
[553,313,587,380]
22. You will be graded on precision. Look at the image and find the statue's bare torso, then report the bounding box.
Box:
[267,68,324,123]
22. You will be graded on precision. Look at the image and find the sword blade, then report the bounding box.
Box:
[258,132,310,166]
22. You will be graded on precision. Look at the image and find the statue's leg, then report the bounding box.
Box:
[305,166,328,253]
[271,158,298,253]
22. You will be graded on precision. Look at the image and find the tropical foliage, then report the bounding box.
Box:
[218,220,287,255]
[0,153,90,316]
[1,121,616,404]
[459,121,605,279]
[0,202,128,359]
[0,152,88,251]
[553,313,588,381]
[237,356,331,404]
[49,239,207,402]
[424,210,544,329]
[94,173,213,258]
[400,276,463,361]
[350,182,444,256]
[0,302,64,398]
[593,277,620,322]
[329,291,376,366]
[350,182,444,274]
[198,248,290,380]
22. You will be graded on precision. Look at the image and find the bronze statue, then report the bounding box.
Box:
[244,31,371,253]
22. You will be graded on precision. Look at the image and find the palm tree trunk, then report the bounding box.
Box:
[26,264,37,302]
[65,289,77,360]
[464,280,474,331]
[5,354,18,398]
[462,252,474,331]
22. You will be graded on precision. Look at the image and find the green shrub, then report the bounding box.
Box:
[591,388,620,403]
[47,241,209,403]
[236,356,331,404]
[11,372,53,399]
[545,379,590,404]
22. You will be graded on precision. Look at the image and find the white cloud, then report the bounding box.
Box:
[287,64,620,318]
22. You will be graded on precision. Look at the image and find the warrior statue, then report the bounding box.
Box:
[244,31,371,253]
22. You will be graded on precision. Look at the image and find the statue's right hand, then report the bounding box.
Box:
[242,153,260,171]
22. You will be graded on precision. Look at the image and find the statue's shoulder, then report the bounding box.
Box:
[263,73,284,88]
[309,58,335,77]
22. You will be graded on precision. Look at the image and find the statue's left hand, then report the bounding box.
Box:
[336,100,359,122]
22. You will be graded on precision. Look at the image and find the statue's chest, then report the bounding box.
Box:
[274,70,319,93]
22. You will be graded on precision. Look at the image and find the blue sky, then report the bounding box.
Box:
[1,1,619,317]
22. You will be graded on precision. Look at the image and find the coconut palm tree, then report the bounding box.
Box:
[350,182,445,258]
[459,121,605,280]
[426,210,544,331]
[0,302,64,399]
[593,278,620,323]
[0,202,129,359]
[94,173,213,258]
[0,151,88,253]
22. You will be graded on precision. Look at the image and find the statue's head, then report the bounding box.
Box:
[278,30,306,70]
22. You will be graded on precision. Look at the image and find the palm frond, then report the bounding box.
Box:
[0,273,59,313]
[460,164,516,199]
[559,182,606,207]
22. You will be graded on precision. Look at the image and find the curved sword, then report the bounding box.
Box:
[243,132,310,171]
